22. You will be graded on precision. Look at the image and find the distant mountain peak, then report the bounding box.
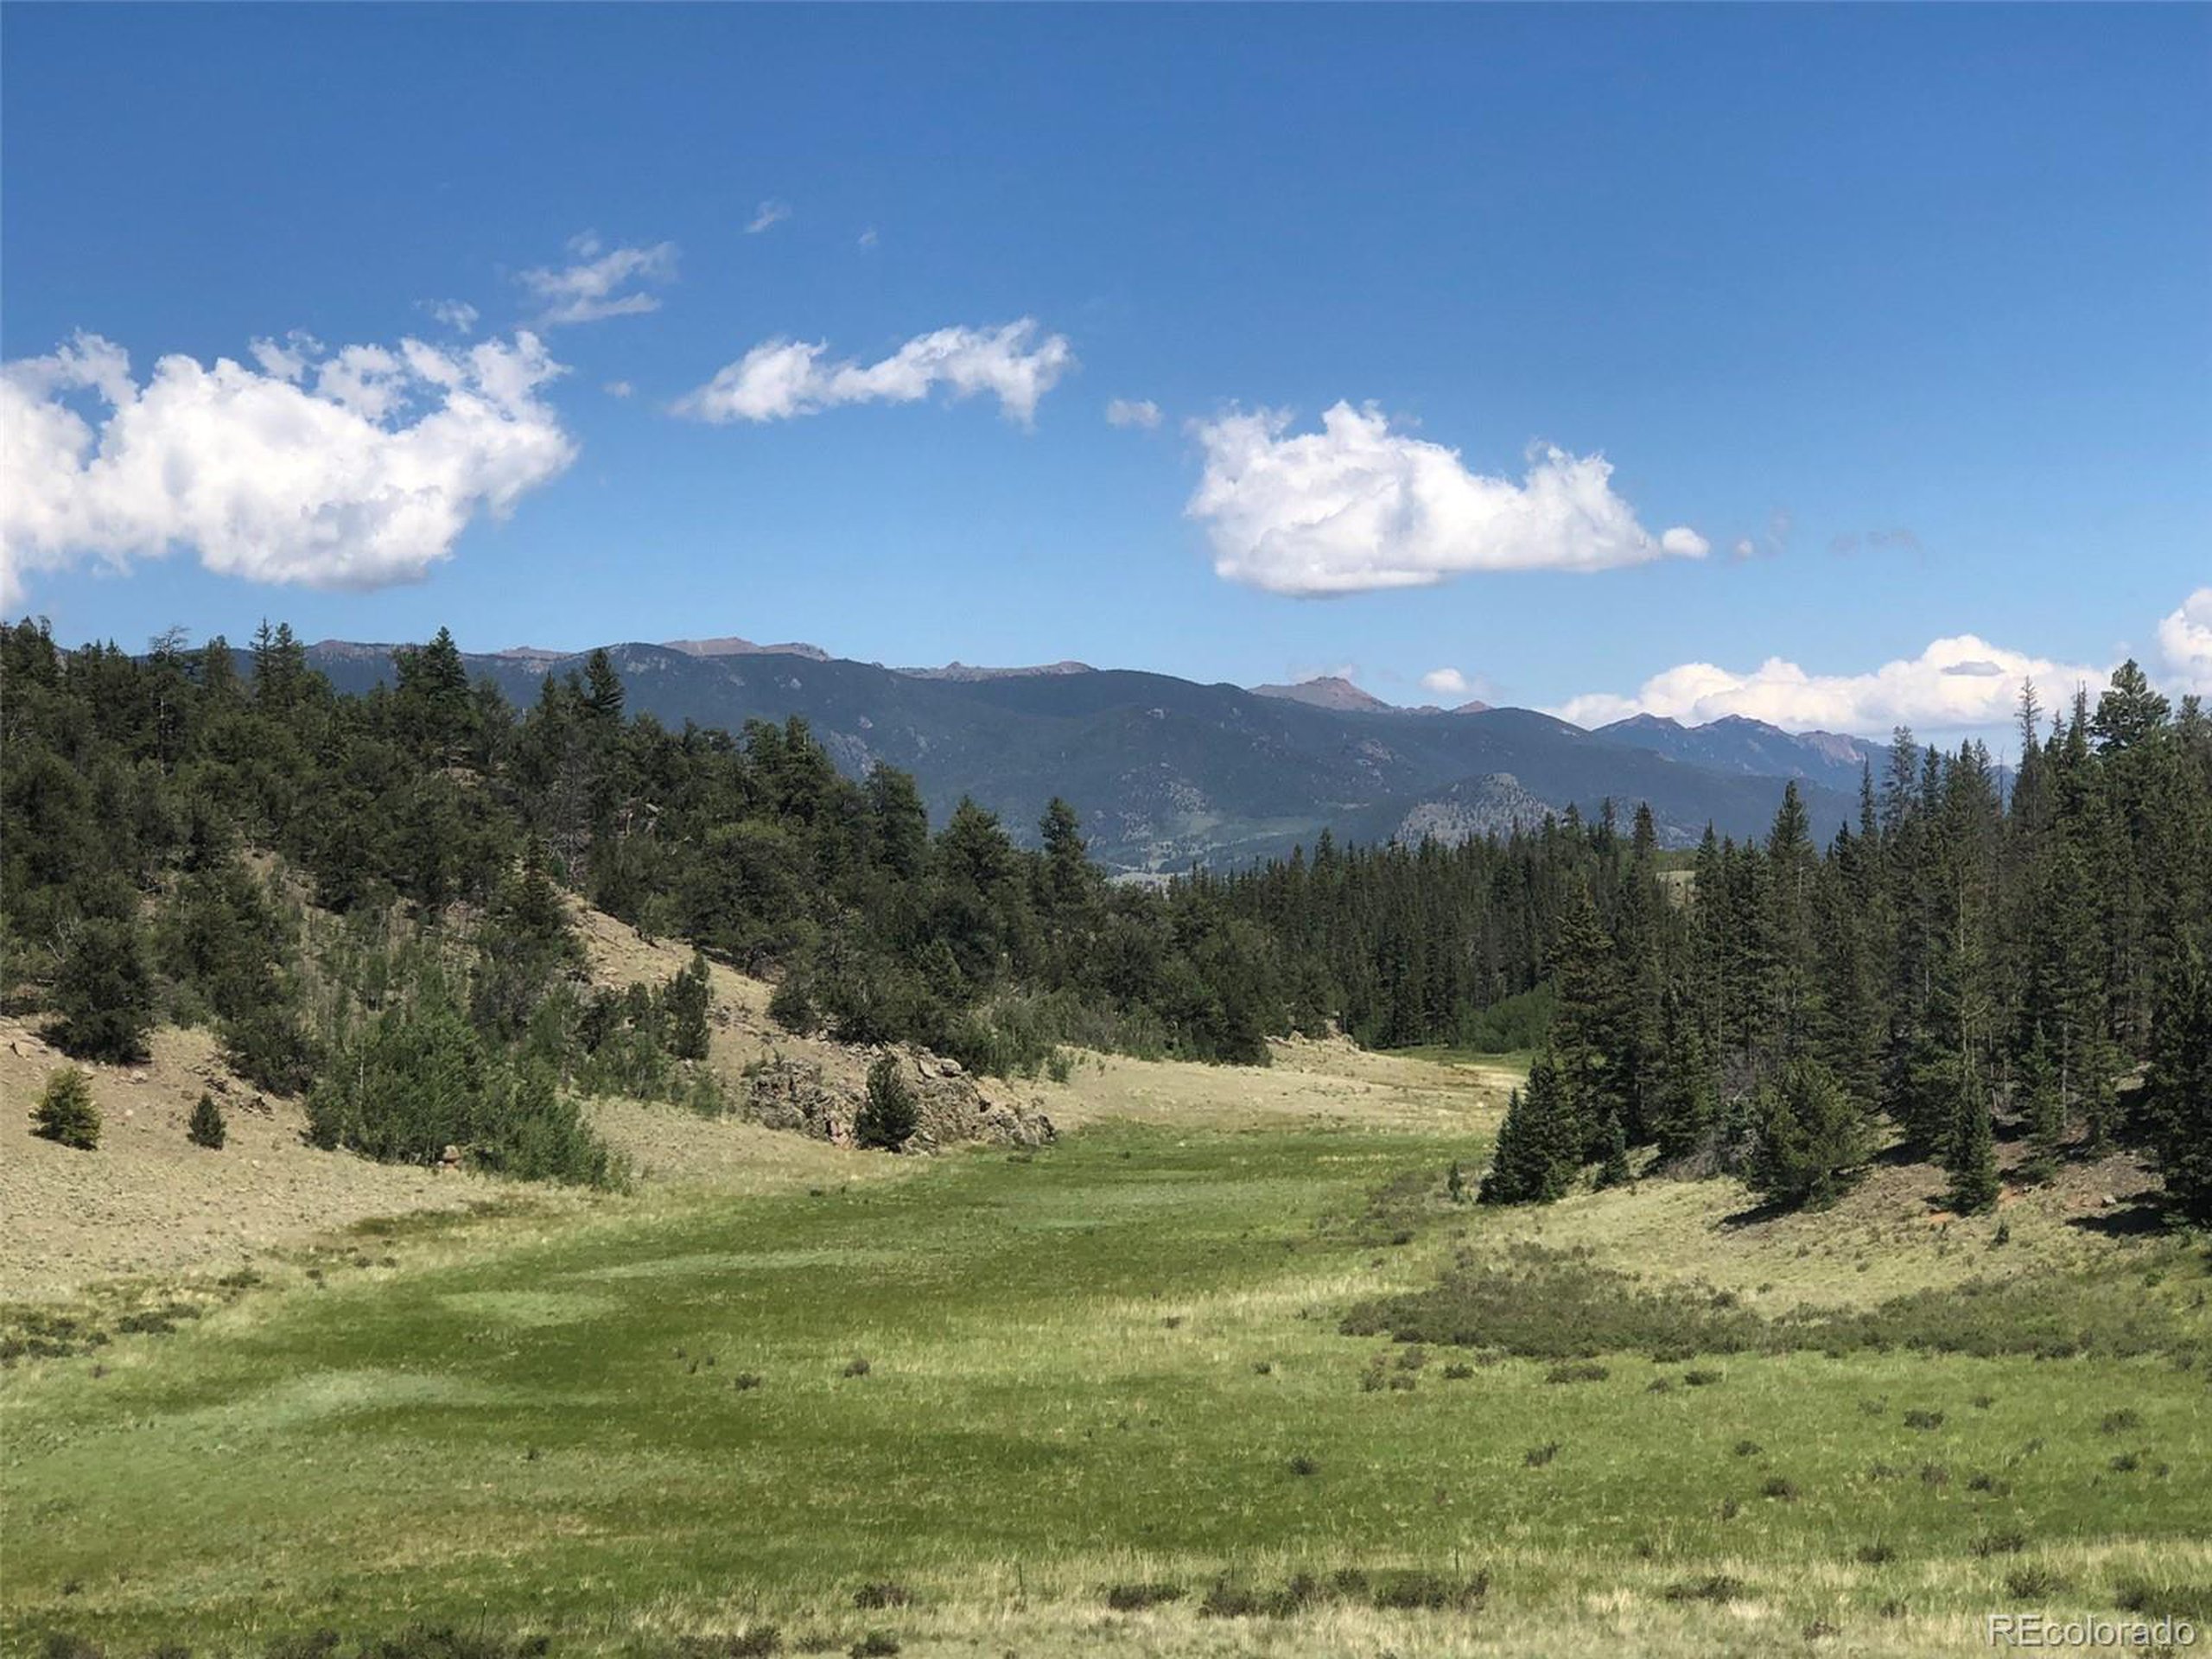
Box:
[1594,711,1888,792]
[1453,698,1494,715]
[1250,676,1395,714]
[663,635,831,662]
[900,660,1096,682]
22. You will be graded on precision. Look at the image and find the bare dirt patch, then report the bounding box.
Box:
[1,1017,492,1302]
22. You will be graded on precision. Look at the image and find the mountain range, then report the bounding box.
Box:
[305,637,1881,871]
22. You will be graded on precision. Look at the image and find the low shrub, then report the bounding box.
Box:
[1369,1570,1487,1611]
[1545,1360,1608,1384]
[2112,1579,2212,1621]
[1103,1582,1183,1611]
[2005,1567,2069,1599]
[1663,1575,1747,1604]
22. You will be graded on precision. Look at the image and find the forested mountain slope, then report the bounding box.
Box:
[301,638,1862,869]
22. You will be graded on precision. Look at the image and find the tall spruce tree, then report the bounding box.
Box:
[2143,946,2212,1223]
[1480,1050,1580,1205]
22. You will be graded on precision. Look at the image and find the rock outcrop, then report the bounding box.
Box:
[740,1046,1056,1151]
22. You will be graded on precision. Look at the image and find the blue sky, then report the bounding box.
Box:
[4,3,2207,741]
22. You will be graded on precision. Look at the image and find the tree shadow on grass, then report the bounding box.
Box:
[2066,1192,2173,1238]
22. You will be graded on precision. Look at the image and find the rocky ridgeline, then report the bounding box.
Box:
[741,1046,1057,1151]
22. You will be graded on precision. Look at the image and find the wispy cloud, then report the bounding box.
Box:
[857,226,880,250]
[1105,397,1161,430]
[1,328,575,607]
[603,380,634,399]
[1729,509,1792,563]
[746,200,791,235]
[518,232,678,327]
[674,319,1074,426]
[1829,525,1924,560]
[1188,401,1707,596]
[422,298,479,334]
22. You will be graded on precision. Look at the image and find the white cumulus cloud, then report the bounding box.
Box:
[674,319,1074,426]
[1106,397,1161,430]
[1421,667,1471,697]
[1187,402,1707,596]
[2158,588,2212,696]
[518,233,677,327]
[1553,633,2110,736]
[1,328,575,607]
[746,200,791,235]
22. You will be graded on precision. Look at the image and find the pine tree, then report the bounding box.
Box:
[32,1066,101,1150]
[2015,1032,2064,1184]
[1756,781,1820,1063]
[581,648,626,723]
[1480,1051,1580,1204]
[1594,1109,1632,1189]
[856,1053,919,1151]
[188,1090,228,1150]
[1945,1080,1999,1216]
[52,913,155,1064]
[665,951,714,1062]
[2142,946,2212,1224]
[1548,882,1622,1157]
[1745,1060,1867,1211]
[1648,982,1718,1166]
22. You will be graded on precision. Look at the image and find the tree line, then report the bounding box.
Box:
[1464,673,2212,1222]
[2,620,2207,1216]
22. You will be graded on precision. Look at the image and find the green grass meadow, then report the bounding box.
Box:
[6,1112,2211,1657]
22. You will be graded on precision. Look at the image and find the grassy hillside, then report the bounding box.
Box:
[7,1045,2207,1659]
